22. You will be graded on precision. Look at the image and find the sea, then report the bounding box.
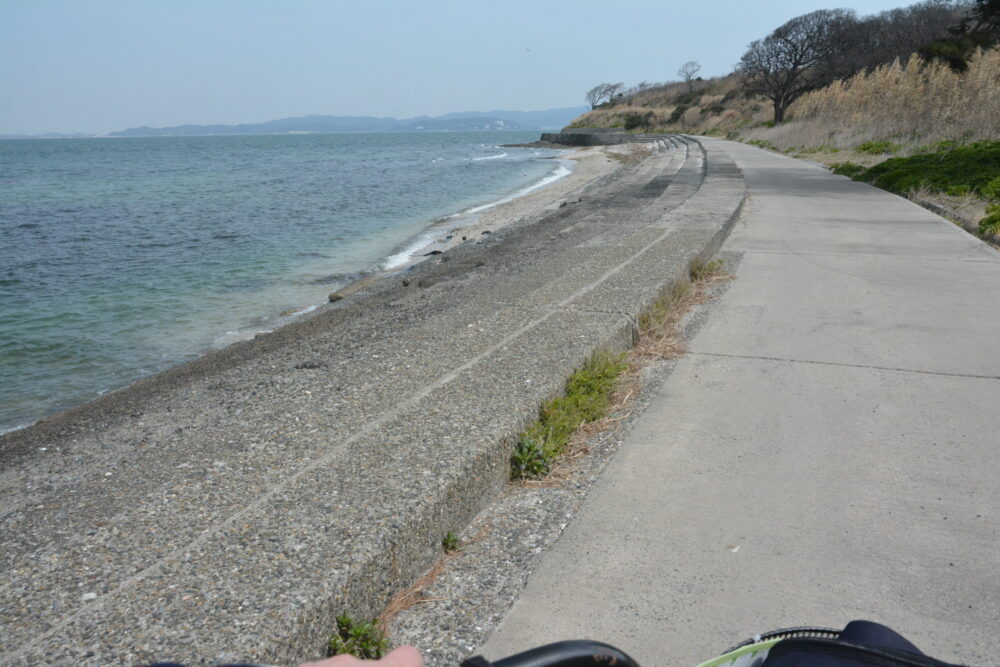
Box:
[0,131,569,434]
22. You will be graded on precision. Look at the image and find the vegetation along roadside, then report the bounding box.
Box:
[831,141,1000,240]
[571,0,998,243]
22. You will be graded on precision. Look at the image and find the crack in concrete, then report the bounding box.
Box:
[743,249,999,264]
[688,350,1000,381]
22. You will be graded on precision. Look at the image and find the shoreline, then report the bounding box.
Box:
[0,136,755,664]
[0,143,637,438]
[371,144,632,274]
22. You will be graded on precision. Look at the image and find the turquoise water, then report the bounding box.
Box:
[0,132,565,432]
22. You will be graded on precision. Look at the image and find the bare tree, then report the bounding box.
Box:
[584,82,626,109]
[737,9,856,124]
[677,61,702,92]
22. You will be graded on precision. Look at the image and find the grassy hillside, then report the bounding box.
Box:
[567,47,1000,242]
[568,75,770,137]
[568,48,999,149]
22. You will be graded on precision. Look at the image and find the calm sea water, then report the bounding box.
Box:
[0,131,566,433]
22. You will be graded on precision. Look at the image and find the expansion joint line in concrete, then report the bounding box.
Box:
[688,351,1000,381]
[742,249,1000,265]
[2,140,738,663]
[556,304,638,321]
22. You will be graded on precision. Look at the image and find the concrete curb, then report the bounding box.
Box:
[0,136,745,665]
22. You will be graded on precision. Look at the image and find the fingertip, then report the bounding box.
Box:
[386,644,424,666]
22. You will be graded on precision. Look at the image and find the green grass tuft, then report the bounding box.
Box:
[689,258,724,282]
[856,140,900,155]
[328,614,388,659]
[510,350,628,480]
[510,437,550,479]
[442,531,461,553]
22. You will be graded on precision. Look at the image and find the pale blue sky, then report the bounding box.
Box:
[2,0,918,135]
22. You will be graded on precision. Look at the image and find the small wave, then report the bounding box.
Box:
[382,231,441,270]
[465,161,573,214]
[380,159,575,270]
[473,152,507,161]
[0,420,33,436]
[287,304,320,317]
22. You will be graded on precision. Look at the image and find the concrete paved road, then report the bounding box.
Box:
[479,139,1000,666]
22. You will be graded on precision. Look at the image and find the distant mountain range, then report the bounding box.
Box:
[0,107,587,139]
[101,107,587,137]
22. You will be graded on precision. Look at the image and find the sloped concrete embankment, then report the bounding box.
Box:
[540,128,667,146]
[0,136,745,665]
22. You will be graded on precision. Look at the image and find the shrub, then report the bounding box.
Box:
[622,110,654,131]
[981,202,1000,236]
[673,91,701,105]
[979,210,1000,236]
[667,105,688,124]
[830,162,867,178]
[982,176,1000,201]
[861,141,1000,195]
[721,88,741,104]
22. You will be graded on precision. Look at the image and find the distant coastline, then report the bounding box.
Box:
[0,106,588,139]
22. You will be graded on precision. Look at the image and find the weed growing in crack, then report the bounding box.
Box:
[328,613,388,659]
[510,351,628,480]
[442,531,462,553]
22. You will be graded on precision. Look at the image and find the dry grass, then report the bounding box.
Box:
[907,185,995,243]
[570,105,677,132]
[636,260,732,359]
[376,554,453,633]
[564,47,1000,153]
[750,47,1000,152]
[607,143,653,165]
[788,147,892,168]
[568,76,754,136]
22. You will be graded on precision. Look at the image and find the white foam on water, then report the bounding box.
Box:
[378,158,575,270]
[473,152,507,161]
[381,230,441,270]
[290,303,320,317]
[465,159,573,214]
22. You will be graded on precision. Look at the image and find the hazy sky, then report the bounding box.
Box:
[2,0,916,135]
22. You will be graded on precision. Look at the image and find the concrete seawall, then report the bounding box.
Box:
[540,128,668,146]
[0,136,746,665]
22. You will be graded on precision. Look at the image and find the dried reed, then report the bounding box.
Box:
[759,47,1000,150]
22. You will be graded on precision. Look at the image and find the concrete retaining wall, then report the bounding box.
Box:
[540,130,669,146]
